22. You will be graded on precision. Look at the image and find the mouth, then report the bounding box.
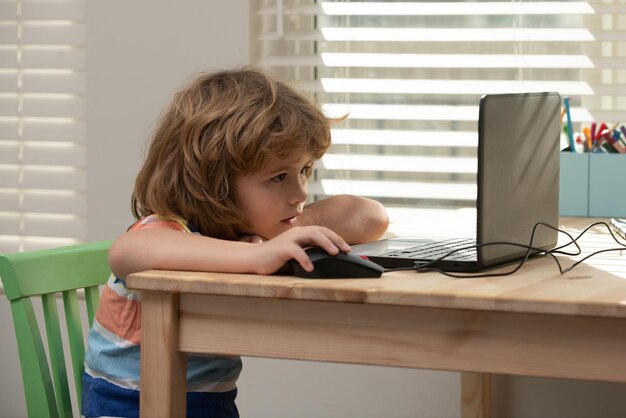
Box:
[280,214,300,225]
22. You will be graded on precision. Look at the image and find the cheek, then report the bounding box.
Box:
[236,190,272,225]
[233,178,256,212]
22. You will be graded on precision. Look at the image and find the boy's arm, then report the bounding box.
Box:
[108,194,387,278]
[297,195,389,244]
[108,226,350,279]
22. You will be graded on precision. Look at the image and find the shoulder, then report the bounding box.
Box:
[129,214,197,233]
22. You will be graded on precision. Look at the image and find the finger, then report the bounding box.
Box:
[317,227,351,253]
[291,247,314,272]
[303,227,350,255]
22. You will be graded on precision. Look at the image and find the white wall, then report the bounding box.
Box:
[86,0,257,239]
[2,1,626,417]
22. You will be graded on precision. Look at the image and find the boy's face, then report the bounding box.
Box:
[234,154,313,240]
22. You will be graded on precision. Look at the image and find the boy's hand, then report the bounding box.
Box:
[250,226,350,275]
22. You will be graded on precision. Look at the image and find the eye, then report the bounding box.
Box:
[271,173,287,182]
[301,165,313,177]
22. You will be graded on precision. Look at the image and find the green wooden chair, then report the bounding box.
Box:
[0,241,112,418]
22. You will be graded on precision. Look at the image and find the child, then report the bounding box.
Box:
[82,68,388,418]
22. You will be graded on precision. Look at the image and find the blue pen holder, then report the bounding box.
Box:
[560,153,626,217]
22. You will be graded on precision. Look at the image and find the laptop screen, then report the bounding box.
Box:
[477,92,561,266]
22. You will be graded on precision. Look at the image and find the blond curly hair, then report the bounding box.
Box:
[131,68,336,239]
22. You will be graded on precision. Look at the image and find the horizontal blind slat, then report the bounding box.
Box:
[0,73,85,94]
[260,28,594,42]
[331,129,478,147]
[0,238,81,254]
[307,79,593,95]
[0,188,86,214]
[0,96,85,118]
[0,48,85,71]
[323,104,594,122]
[19,23,86,46]
[0,216,86,240]
[20,0,85,20]
[0,142,85,166]
[259,2,594,16]
[0,166,86,190]
[310,179,477,201]
[320,154,477,174]
[0,120,86,142]
[260,53,594,69]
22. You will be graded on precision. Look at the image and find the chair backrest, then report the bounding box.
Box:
[0,241,112,418]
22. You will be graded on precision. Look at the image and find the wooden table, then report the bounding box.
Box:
[126,218,626,418]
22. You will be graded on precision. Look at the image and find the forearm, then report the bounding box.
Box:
[298,195,389,244]
[108,223,351,279]
[108,229,257,279]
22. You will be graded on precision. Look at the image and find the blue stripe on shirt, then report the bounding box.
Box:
[85,328,141,382]
[85,328,242,388]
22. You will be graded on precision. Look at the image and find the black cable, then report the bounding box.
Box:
[414,222,574,278]
[385,221,625,278]
[549,221,626,274]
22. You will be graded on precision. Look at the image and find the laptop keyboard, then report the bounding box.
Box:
[382,238,477,261]
[610,218,626,240]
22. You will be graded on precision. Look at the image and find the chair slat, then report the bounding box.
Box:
[10,298,59,418]
[84,285,101,327]
[62,289,86,407]
[42,293,73,418]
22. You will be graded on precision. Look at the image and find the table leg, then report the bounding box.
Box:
[461,372,492,418]
[140,290,187,418]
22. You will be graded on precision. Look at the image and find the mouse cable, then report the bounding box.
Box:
[382,222,572,276]
[547,221,626,274]
[385,221,626,279]
[413,222,577,278]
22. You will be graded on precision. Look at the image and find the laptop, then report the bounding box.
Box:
[352,91,562,272]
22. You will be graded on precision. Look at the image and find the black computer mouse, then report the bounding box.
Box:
[288,247,384,279]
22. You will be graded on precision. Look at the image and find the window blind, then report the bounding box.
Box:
[256,0,616,224]
[0,0,86,253]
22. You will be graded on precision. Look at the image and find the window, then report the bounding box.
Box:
[0,0,86,252]
[255,0,621,232]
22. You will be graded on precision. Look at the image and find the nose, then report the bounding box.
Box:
[289,176,307,207]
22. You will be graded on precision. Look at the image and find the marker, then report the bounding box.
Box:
[597,122,608,140]
[563,96,576,152]
[590,121,597,143]
[599,128,612,143]
[583,126,592,151]
[602,140,618,153]
[619,125,626,146]
[614,140,626,154]
[575,133,584,153]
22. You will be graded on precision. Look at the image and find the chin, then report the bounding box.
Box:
[266,224,293,239]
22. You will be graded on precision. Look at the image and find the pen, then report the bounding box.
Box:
[563,96,576,152]
[612,129,621,143]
